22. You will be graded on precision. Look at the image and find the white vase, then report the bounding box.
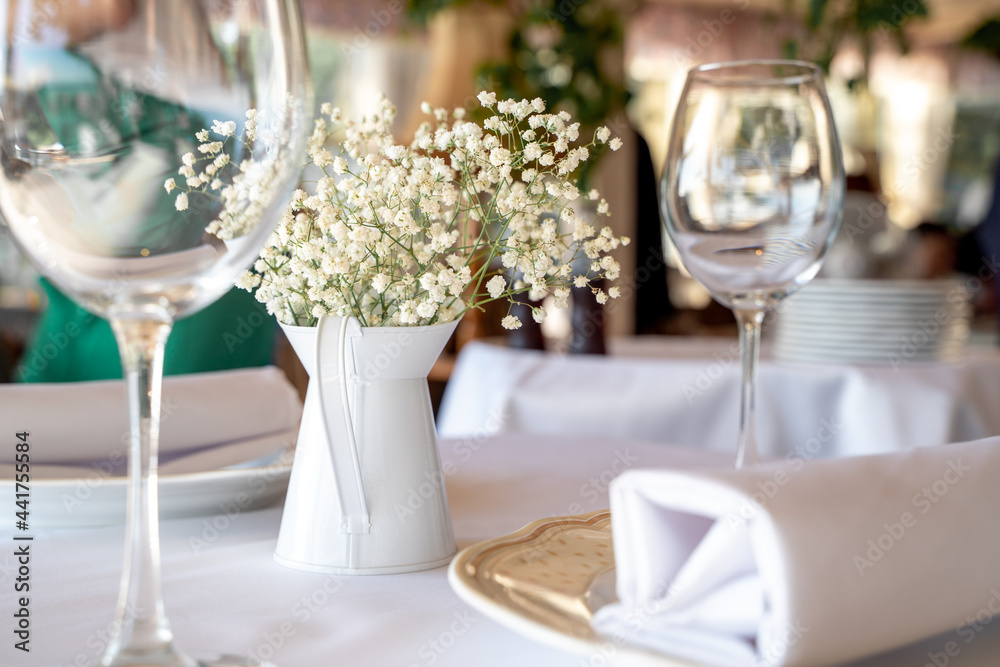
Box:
[275,315,459,574]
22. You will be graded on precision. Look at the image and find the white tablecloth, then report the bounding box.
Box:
[438,338,1000,460]
[5,433,1000,667]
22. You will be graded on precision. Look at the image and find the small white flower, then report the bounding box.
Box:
[332,156,348,175]
[574,275,588,288]
[199,141,224,154]
[164,178,176,193]
[478,91,497,107]
[501,314,521,330]
[235,270,260,290]
[372,273,390,293]
[174,193,189,211]
[596,126,611,143]
[212,120,237,137]
[595,290,609,305]
[416,300,438,318]
[523,142,542,161]
[609,286,621,299]
[486,275,506,299]
[609,137,623,151]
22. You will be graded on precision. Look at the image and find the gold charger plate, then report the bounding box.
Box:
[448,510,698,667]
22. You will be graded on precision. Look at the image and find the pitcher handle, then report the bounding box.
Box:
[316,315,370,534]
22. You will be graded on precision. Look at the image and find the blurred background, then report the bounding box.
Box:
[3,0,1000,384]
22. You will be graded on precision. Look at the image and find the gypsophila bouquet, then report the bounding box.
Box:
[171,91,628,329]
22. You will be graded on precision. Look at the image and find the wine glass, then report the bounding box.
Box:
[660,60,844,468]
[0,2,310,666]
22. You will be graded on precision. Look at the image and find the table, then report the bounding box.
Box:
[439,338,1000,460]
[5,432,1000,667]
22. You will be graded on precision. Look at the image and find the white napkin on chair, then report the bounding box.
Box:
[592,436,1000,667]
[0,367,301,472]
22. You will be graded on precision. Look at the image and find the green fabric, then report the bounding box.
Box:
[17,279,276,383]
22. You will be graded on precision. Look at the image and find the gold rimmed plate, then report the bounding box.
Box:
[447,510,697,667]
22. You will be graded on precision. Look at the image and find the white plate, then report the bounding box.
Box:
[449,511,695,667]
[799,278,966,295]
[775,321,969,339]
[3,446,293,527]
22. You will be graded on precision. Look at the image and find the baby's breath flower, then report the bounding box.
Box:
[174,192,188,211]
[212,120,237,137]
[164,178,176,193]
[187,92,625,328]
[486,275,506,299]
[596,127,611,143]
[609,137,623,151]
[501,315,521,330]
[477,91,497,107]
[198,141,223,154]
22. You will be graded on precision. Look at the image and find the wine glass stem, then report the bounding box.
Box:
[105,318,194,667]
[735,309,764,470]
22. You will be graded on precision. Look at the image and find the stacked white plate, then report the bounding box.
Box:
[772,278,972,365]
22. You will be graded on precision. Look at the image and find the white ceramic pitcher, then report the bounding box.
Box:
[275,316,459,574]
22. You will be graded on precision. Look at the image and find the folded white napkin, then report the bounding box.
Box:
[592,436,1000,667]
[0,367,302,472]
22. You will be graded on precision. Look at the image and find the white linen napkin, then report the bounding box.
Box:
[592,436,1000,667]
[0,366,302,471]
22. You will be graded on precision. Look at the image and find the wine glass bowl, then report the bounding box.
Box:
[0,2,310,666]
[1,0,307,322]
[661,60,844,467]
